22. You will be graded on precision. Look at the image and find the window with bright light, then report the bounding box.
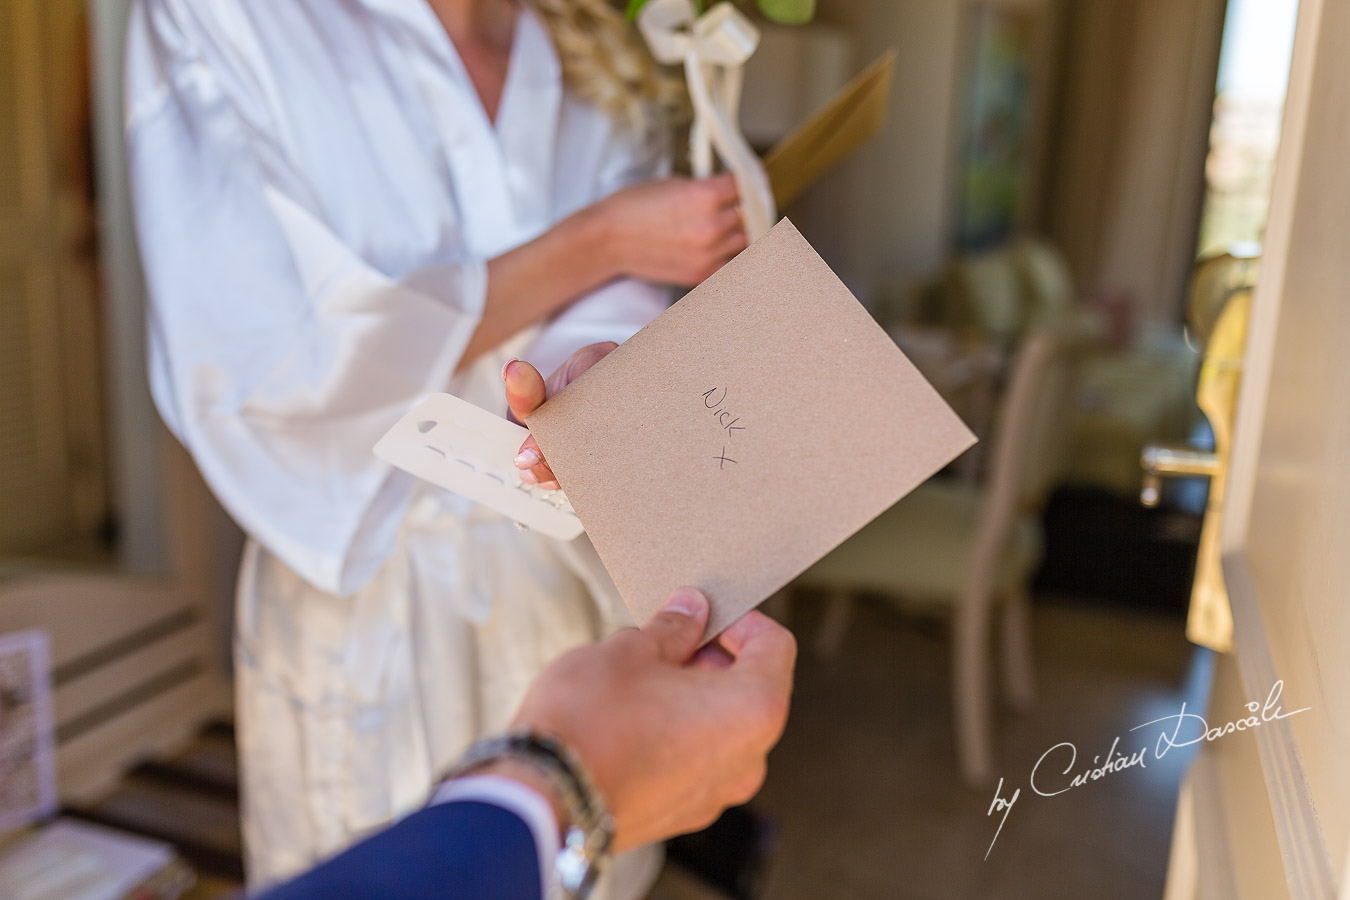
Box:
[1196,0,1300,256]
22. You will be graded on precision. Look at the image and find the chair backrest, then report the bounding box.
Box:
[943,248,1024,342]
[1011,237,1075,328]
[943,237,1078,345]
[965,325,1086,588]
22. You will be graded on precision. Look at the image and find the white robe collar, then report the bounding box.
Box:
[362,1,563,256]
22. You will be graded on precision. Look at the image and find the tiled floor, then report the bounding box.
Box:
[653,595,1208,900]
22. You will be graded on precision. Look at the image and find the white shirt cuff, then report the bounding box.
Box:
[429,774,559,897]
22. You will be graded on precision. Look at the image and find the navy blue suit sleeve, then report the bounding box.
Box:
[256,801,543,900]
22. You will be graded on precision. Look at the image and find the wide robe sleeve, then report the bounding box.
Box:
[522,116,674,377]
[126,3,485,596]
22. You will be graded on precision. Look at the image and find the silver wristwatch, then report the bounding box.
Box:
[443,730,614,899]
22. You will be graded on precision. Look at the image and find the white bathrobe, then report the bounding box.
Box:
[125,0,669,888]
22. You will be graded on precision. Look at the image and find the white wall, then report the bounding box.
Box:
[773,0,1219,331]
[804,0,967,305]
[775,0,1058,310]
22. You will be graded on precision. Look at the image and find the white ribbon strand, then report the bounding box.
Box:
[638,0,778,242]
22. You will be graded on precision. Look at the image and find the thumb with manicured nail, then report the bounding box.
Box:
[503,358,547,424]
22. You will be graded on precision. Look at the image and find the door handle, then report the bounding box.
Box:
[1139,283,1253,652]
[1139,445,1221,507]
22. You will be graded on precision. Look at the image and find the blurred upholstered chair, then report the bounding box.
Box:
[796,325,1085,786]
[1011,237,1076,328]
[941,237,1078,345]
[942,247,1025,345]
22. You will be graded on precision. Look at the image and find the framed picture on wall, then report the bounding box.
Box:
[954,3,1038,252]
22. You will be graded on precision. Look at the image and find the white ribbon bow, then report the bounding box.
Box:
[638,0,778,242]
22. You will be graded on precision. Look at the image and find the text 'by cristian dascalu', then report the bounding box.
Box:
[702,387,746,470]
[983,679,1311,860]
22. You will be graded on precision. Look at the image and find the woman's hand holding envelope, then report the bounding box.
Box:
[504,342,619,489]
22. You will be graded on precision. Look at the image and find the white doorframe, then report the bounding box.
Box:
[1219,0,1321,552]
[1217,0,1338,890]
[1167,0,1348,894]
[89,0,166,574]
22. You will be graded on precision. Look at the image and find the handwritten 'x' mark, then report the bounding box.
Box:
[714,447,737,469]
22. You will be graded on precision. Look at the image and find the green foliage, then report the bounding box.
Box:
[625,0,813,25]
[755,0,814,24]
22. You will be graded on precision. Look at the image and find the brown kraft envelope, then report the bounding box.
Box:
[527,219,976,639]
[764,49,897,210]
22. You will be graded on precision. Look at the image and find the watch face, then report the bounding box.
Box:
[555,835,592,892]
